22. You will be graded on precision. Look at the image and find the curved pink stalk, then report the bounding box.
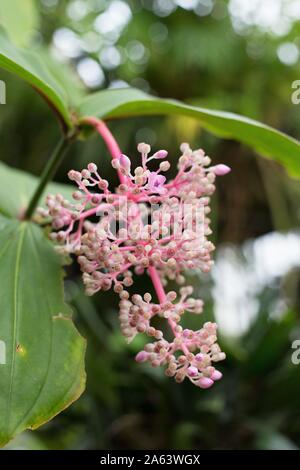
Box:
[147,265,166,303]
[83,117,126,185]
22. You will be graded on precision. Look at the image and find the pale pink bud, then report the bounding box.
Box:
[53,218,64,229]
[98,180,108,190]
[152,150,168,159]
[68,170,82,181]
[72,191,82,200]
[180,143,191,153]
[197,377,214,389]
[81,169,91,179]
[111,159,120,169]
[159,161,170,172]
[182,329,191,338]
[91,194,101,204]
[187,366,198,377]
[212,164,231,176]
[119,154,131,171]
[137,143,151,154]
[195,353,204,361]
[88,163,97,173]
[211,370,223,381]
[135,351,148,363]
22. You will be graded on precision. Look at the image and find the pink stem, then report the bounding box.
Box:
[148,265,181,341]
[83,116,126,185]
[85,117,169,306]
[147,265,166,303]
[148,265,180,339]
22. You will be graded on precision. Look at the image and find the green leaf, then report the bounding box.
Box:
[0,0,38,47]
[0,28,73,129]
[0,161,74,218]
[78,88,300,178]
[256,431,299,450]
[40,51,85,106]
[0,216,86,447]
[242,310,295,376]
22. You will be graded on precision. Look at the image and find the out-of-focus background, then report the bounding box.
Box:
[1,0,300,450]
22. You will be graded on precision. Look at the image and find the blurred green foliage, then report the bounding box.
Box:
[1,0,300,450]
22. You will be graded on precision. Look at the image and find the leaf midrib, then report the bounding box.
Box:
[6,222,26,433]
[9,224,54,436]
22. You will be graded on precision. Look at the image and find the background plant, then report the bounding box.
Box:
[0,0,299,450]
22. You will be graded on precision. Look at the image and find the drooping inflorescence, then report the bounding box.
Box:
[39,133,230,389]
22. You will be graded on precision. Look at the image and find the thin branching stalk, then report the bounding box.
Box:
[83,117,168,305]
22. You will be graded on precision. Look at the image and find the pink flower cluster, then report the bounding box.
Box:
[39,134,230,389]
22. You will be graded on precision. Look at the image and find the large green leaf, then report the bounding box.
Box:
[0,29,73,129]
[0,0,38,47]
[1,26,300,177]
[78,88,300,179]
[0,161,74,218]
[0,216,86,447]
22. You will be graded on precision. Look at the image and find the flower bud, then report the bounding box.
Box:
[211,370,222,381]
[68,170,82,182]
[81,169,91,179]
[135,351,148,363]
[197,377,214,389]
[119,154,131,171]
[159,161,170,172]
[111,159,120,169]
[137,142,151,154]
[187,366,198,377]
[88,163,97,173]
[212,164,231,176]
[152,150,168,159]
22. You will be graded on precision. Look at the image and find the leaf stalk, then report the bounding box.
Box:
[24,132,76,220]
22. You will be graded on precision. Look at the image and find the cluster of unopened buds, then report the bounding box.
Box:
[39,121,230,389]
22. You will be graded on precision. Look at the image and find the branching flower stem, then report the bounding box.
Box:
[83,116,168,307]
[41,118,229,387]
